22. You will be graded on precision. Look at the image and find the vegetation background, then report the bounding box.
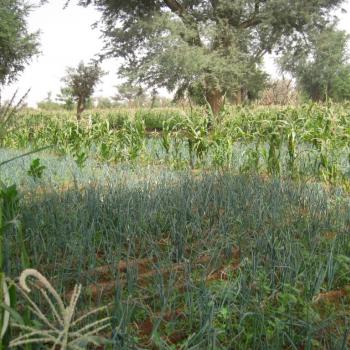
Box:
[1,0,350,349]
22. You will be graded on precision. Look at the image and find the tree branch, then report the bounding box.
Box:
[162,0,202,46]
[163,0,185,16]
[239,1,261,28]
[239,17,261,28]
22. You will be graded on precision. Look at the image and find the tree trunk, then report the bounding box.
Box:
[234,89,242,105]
[206,89,224,116]
[233,87,248,105]
[76,98,85,121]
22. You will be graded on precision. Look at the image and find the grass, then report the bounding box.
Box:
[2,103,350,348]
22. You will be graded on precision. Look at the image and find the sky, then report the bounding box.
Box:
[2,0,350,107]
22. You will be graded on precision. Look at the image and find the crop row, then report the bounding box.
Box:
[3,103,350,183]
[2,165,349,348]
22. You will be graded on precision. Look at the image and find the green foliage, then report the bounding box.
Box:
[73,150,88,169]
[56,87,75,111]
[241,68,270,102]
[77,0,344,113]
[0,90,29,146]
[27,158,46,180]
[187,81,207,106]
[3,103,350,182]
[113,82,147,107]
[3,100,350,347]
[61,61,105,119]
[36,100,63,111]
[2,162,350,348]
[0,179,29,349]
[37,92,63,111]
[96,96,113,109]
[0,0,39,85]
[135,108,184,130]
[280,27,350,102]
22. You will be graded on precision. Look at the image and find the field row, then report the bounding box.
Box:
[4,164,350,349]
[4,104,350,184]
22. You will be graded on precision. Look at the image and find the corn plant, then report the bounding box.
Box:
[287,128,297,176]
[182,113,211,168]
[267,132,282,175]
[2,103,350,182]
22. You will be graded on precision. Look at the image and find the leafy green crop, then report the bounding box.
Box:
[27,158,46,180]
[1,103,350,347]
[2,103,349,184]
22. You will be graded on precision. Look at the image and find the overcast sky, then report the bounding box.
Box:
[2,0,350,106]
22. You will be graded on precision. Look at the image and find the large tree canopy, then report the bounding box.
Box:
[76,0,344,113]
[279,27,350,102]
[0,0,39,86]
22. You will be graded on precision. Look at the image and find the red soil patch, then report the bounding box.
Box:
[67,247,241,347]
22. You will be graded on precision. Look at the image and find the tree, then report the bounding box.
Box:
[56,87,75,110]
[279,27,350,102]
[96,96,113,108]
[61,61,104,120]
[0,0,39,86]
[259,79,299,105]
[37,92,63,110]
[75,0,344,115]
[113,82,147,107]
